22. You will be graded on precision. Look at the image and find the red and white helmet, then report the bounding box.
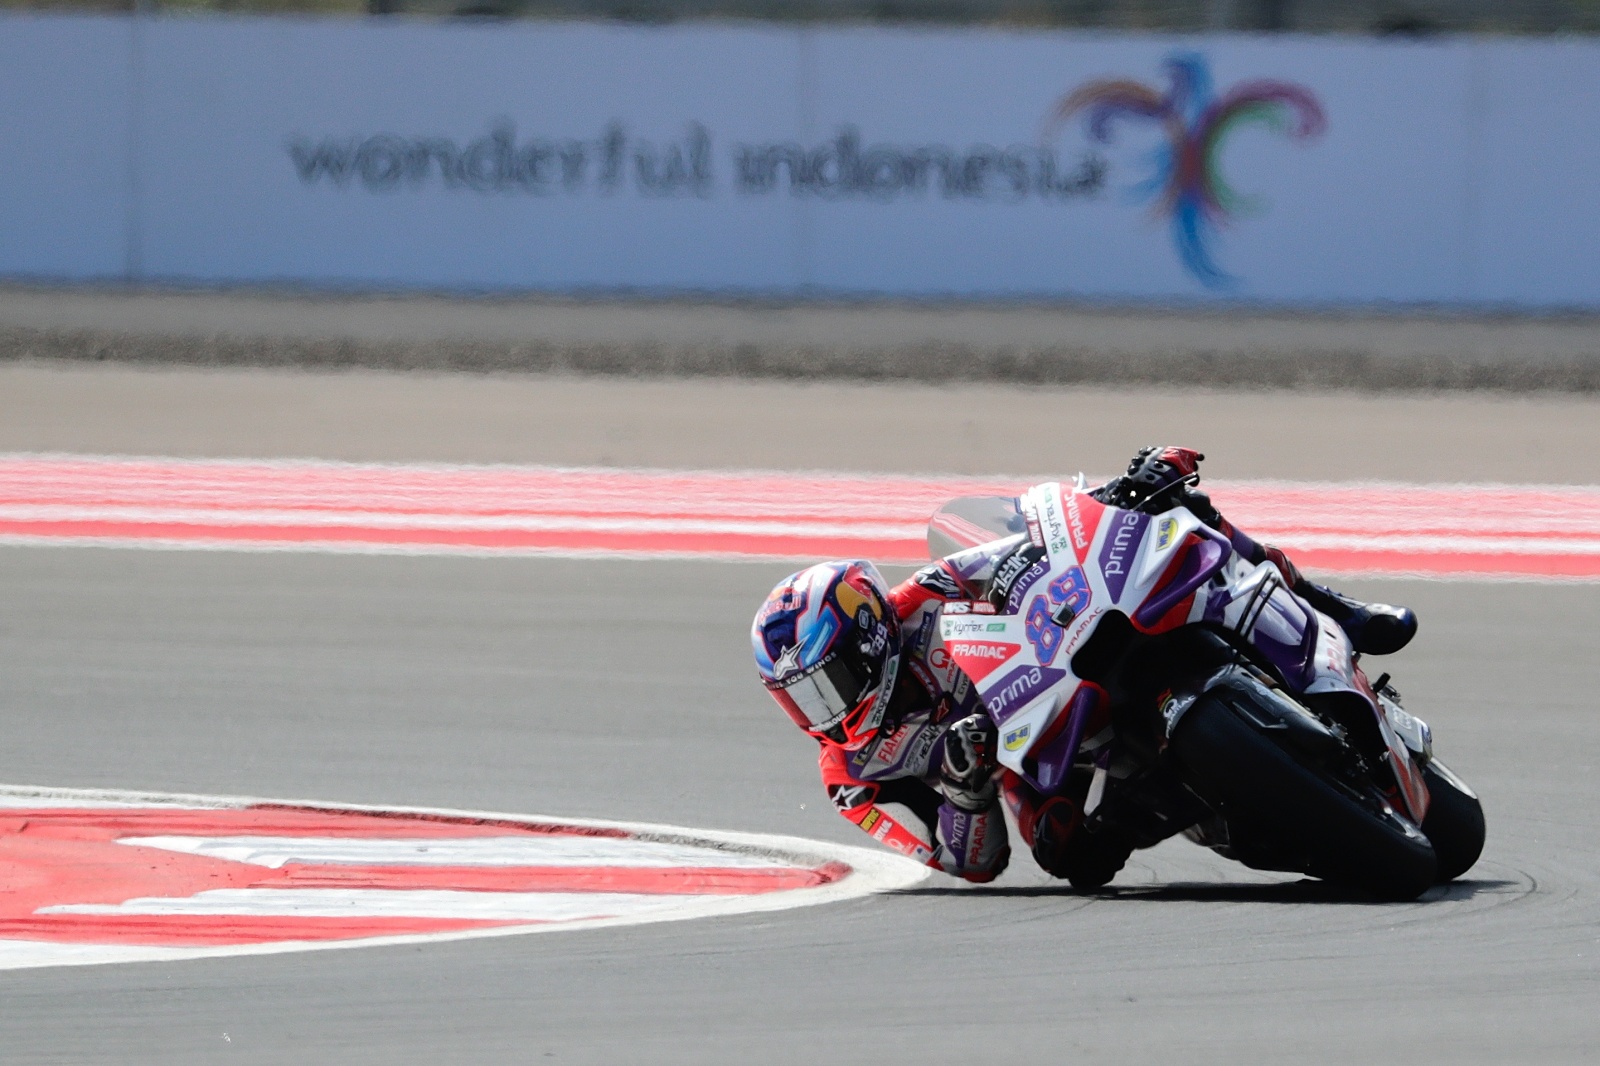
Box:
[751,561,902,750]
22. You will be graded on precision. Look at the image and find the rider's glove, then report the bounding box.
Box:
[940,713,999,811]
[1092,446,1207,514]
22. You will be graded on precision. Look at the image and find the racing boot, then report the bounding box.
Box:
[1293,580,1418,656]
[1256,544,1417,656]
[1105,445,1419,656]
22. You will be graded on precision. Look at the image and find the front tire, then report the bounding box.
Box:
[1421,759,1486,882]
[1171,694,1437,901]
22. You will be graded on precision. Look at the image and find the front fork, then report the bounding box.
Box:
[1361,671,1434,824]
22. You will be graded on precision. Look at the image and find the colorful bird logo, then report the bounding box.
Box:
[1046,53,1326,288]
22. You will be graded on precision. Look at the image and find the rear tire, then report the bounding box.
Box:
[1171,695,1437,901]
[1421,759,1486,882]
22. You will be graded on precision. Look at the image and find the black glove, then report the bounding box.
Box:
[1092,445,1207,514]
[940,713,999,811]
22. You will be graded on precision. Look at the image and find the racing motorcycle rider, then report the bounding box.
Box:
[750,447,1418,886]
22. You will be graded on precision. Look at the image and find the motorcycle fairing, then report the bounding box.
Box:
[1304,619,1432,822]
[1194,556,1432,823]
[942,483,1222,785]
[1199,558,1320,688]
[936,481,1431,822]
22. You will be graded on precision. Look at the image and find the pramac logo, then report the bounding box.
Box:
[1045,52,1326,289]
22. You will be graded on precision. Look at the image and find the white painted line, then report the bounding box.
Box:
[117,834,798,869]
[44,889,699,922]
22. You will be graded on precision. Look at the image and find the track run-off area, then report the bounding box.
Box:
[1,454,1598,580]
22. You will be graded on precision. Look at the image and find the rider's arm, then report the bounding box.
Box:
[1095,445,1303,583]
[891,536,1036,616]
[818,743,1009,883]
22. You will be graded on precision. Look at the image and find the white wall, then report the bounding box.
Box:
[1,14,1596,306]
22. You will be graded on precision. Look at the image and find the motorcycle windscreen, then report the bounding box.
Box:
[927,496,1026,559]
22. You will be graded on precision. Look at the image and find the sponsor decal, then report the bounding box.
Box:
[998,547,1049,614]
[990,547,1039,603]
[756,583,807,625]
[1002,556,1051,615]
[859,808,882,832]
[1159,689,1197,735]
[1156,516,1178,551]
[830,784,875,812]
[1002,723,1031,752]
[1065,490,1091,558]
[913,564,964,600]
[966,808,989,860]
[945,640,1021,683]
[903,724,943,775]
[943,602,996,617]
[1021,498,1045,549]
[1040,490,1072,558]
[1064,610,1097,652]
[873,723,911,762]
[1047,52,1325,288]
[983,664,1068,720]
[771,643,802,679]
[924,648,968,709]
[873,819,894,842]
[1097,511,1149,601]
[943,617,996,637]
[986,622,1007,632]
[1024,595,1064,667]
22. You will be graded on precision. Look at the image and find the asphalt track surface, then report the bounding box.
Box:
[0,552,1596,1063]
[0,365,1597,1063]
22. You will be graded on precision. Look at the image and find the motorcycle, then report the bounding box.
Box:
[930,479,1485,901]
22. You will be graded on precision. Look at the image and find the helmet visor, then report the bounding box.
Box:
[767,648,883,734]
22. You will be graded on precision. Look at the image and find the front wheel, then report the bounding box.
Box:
[1421,759,1486,882]
[1170,693,1437,901]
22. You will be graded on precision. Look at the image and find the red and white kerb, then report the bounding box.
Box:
[0,788,928,970]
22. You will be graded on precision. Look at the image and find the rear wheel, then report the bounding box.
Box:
[1171,694,1437,901]
[1421,759,1486,882]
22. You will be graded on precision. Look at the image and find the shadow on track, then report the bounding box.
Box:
[894,878,1516,904]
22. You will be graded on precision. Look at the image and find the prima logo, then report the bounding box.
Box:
[1098,511,1148,601]
[983,664,1067,720]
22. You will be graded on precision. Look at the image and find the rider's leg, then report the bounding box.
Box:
[1194,498,1418,656]
[1256,544,1418,656]
[1101,446,1417,656]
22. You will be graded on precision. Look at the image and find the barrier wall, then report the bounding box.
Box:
[2,15,1598,306]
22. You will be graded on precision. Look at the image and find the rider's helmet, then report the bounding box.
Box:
[752,561,902,750]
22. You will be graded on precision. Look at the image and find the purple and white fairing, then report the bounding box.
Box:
[936,480,1432,822]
